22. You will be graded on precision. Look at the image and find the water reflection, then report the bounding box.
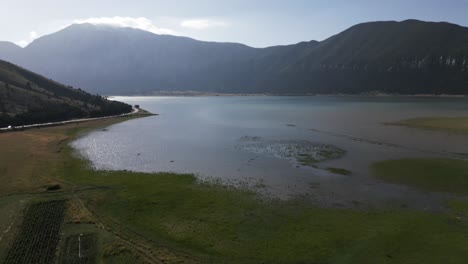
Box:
[72,96,468,210]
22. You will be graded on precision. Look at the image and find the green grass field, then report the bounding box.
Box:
[3,116,468,263]
[372,158,468,194]
[56,128,468,263]
[388,116,468,135]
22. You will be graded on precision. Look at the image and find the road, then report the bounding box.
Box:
[0,108,139,133]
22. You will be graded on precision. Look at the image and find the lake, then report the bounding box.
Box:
[72,96,468,209]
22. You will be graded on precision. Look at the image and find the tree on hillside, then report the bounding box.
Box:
[0,101,6,114]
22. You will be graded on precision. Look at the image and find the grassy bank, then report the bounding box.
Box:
[372,158,468,194]
[3,116,468,263]
[387,116,468,134]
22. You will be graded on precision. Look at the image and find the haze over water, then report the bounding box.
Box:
[73,96,468,209]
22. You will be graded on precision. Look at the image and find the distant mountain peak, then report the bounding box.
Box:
[399,18,458,25]
[63,22,134,32]
[351,19,463,29]
[0,41,23,62]
[0,41,22,49]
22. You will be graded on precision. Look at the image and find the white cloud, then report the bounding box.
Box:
[15,31,39,47]
[181,19,227,30]
[29,31,38,39]
[73,16,177,35]
[15,40,29,47]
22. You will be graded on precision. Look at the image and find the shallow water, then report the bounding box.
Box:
[72,96,468,209]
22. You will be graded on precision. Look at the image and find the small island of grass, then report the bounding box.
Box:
[387,116,468,135]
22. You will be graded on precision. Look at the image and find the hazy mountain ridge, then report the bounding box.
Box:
[269,20,468,94]
[0,59,132,127]
[1,19,468,95]
[298,20,468,72]
[0,41,22,63]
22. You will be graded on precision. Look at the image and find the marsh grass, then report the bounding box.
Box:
[326,167,352,176]
[372,158,468,194]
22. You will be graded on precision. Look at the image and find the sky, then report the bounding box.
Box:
[2,0,468,48]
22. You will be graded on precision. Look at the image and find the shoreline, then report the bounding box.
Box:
[3,113,468,262]
[108,92,468,98]
[0,108,154,133]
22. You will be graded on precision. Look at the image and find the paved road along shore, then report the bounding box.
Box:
[0,108,139,133]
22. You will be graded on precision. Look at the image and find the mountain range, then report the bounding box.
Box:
[1,19,468,95]
[0,59,131,127]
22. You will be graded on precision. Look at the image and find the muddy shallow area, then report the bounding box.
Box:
[72,96,468,210]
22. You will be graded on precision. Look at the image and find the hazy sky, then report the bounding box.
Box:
[2,0,468,47]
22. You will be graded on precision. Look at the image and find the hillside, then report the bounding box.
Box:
[1,20,468,95]
[269,20,468,94]
[0,60,132,127]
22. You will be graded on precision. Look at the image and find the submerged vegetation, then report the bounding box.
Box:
[239,138,346,167]
[326,167,352,176]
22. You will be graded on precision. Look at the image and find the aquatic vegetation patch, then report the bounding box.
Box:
[239,138,345,166]
[326,167,352,176]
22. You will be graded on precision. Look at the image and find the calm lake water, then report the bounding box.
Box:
[72,96,468,209]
